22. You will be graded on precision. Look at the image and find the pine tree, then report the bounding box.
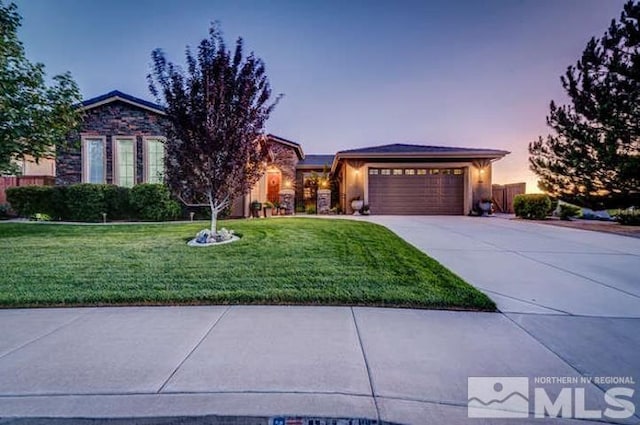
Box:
[529,0,640,208]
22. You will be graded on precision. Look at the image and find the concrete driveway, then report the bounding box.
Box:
[364,215,640,317]
[0,216,638,424]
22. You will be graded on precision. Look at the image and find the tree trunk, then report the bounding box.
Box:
[207,190,217,234]
[210,209,217,234]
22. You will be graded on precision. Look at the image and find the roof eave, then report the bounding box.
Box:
[267,134,305,160]
[331,150,510,173]
[80,95,166,116]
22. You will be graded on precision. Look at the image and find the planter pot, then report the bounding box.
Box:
[251,209,261,218]
[263,207,273,218]
[479,202,492,215]
[279,207,287,215]
[351,200,364,215]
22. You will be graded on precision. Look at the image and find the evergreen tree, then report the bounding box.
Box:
[529,1,640,208]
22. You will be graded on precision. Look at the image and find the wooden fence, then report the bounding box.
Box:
[0,176,56,204]
[492,182,526,213]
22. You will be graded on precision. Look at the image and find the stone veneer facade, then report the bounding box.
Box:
[56,101,167,186]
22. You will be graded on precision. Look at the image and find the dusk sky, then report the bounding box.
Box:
[13,0,627,191]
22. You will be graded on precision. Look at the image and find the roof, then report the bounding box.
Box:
[266,134,305,160]
[80,90,166,115]
[337,143,509,156]
[297,154,335,168]
[332,143,510,172]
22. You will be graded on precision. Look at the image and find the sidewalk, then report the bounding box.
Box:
[0,305,637,424]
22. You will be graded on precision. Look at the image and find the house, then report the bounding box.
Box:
[332,144,508,215]
[55,90,509,216]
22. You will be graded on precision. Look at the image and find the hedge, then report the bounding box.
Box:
[617,209,640,226]
[6,184,181,222]
[130,184,180,221]
[513,194,551,220]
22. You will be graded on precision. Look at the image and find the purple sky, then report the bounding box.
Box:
[14,0,626,191]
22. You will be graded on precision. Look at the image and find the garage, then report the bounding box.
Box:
[368,167,465,215]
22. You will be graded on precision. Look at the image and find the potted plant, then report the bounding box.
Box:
[272,201,280,216]
[350,196,364,215]
[360,204,371,215]
[478,197,493,215]
[263,201,274,218]
[250,201,262,218]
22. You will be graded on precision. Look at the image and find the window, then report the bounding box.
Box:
[369,168,379,175]
[442,169,452,175]
[453,169,463,175]
[83,137,105,183]
[381,169,391,175]
[430,169,440,175]
[393,169,403,175]
[416,169,427,175]
[404,169,415,175]
[114,138,135,187]
[145,138,165,183]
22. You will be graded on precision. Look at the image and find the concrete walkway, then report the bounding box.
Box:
[1,217,639,424]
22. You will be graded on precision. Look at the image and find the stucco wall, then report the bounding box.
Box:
[339,159,495,214]
[470,162,494,207]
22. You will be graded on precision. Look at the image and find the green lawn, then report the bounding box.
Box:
[0,218,495,310]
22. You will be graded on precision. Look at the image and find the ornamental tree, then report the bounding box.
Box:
[148,24,280,232]
[529,0,640,208]
[0,1,82,175]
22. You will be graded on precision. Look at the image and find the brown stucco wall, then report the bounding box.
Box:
[337,158,497,215]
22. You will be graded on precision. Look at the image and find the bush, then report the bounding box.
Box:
[548,198,559,216]
[65,184,109,222]
[6,186,56,218]
[103,185,131,220]
[559,203,581,220]
[130,184,181,221]
[0,203,12,219]
[617,209,640,226]
[305,205,316,214]
[513,194,551,220]
[5,183,181,222]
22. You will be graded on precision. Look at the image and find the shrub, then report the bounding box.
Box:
[103,185,131,220]
[513,194,551,220]
[6,186,56,218]
[130,184,181,221]
[617,209,640,226]
[65,184,109,222]
[548,198,559,216]
[305,205,316,214]
[0,203,12,219]
[559,203,581,220]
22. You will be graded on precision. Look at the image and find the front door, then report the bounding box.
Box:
[267,170,281,204]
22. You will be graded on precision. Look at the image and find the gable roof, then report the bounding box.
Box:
[297,154,334,168]
[80,90,166,115]
[266,134,304,160]
[337,143,509,156]
[332,143,510,172]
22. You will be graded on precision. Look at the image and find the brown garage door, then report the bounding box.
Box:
[368,168,465,215]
